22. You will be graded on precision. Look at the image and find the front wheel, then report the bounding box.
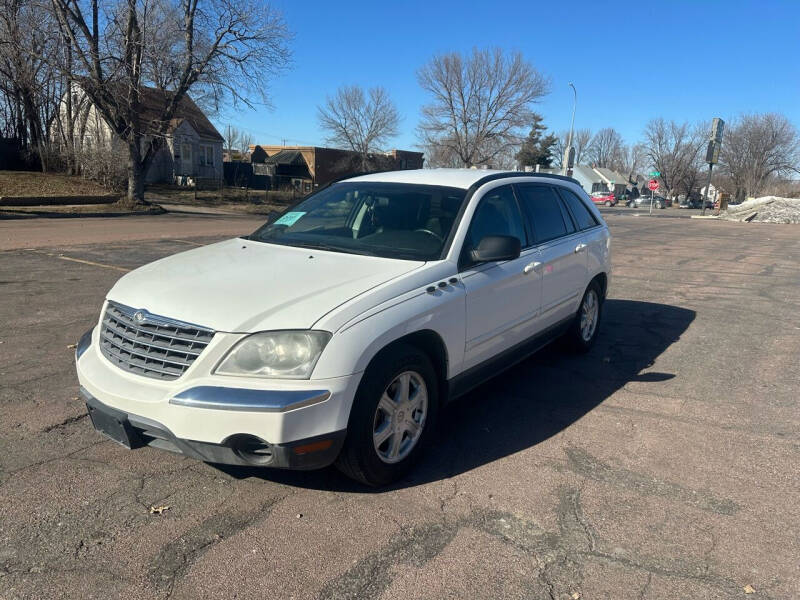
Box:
[335,344,438,486]
[567,281,603,353]
[604,200,612,206]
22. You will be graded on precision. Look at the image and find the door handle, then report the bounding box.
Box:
[523,261,542,275]
[574,243,588,253]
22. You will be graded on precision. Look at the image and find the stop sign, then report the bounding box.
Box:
[648,179,659,191]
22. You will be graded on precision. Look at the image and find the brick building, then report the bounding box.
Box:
[247,145,424,193]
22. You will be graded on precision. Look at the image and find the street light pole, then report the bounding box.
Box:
[563,82,577,176]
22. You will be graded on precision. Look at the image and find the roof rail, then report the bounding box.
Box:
[467,171,580,193]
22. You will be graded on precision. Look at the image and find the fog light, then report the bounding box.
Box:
[228,434,273,465]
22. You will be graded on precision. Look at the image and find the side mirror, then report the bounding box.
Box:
[470,235,521,263]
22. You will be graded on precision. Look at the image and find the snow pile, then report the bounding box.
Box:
[720,196,800,223]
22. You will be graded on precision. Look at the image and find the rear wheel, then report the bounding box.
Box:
[335,344,438,486]
[567,281,603,353]
[604,200,612,207]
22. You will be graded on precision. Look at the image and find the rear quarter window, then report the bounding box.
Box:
[558,188,599,230]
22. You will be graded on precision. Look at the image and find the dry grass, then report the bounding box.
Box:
[0,170,115,197]
[0,171,297,217]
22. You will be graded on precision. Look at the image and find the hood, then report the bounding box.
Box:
[107,238,424,332]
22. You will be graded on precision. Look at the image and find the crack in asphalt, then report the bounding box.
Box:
[562,446,741,515]
[315,484,761,600]
[150,498,281,600]
[42,412,89,432]
[637,572,653,599]
[0,439,107,487]
[317,520,459,600]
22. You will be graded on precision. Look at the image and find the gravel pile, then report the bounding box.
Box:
[720,196,800,223]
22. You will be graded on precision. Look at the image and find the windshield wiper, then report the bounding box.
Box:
[273,240,376,256]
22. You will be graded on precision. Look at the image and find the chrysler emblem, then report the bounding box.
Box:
[134,311,146,323]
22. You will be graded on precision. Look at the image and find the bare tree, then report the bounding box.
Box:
[0,0,64,169]
[721,113,800,201]
[48,0,291,204]
[551,128,592,167]
[317,85,400,171]
[421,139,461,168]
[642,119,706,199]
[618,142,647,184]
[223,124,240,159]
[416,47,550,167]
[585,128,624,168]
[238,131,253,157]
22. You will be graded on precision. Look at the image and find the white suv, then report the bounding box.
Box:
[75,169,611,485]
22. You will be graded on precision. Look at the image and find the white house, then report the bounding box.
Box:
[540,165,631,196]
[59,84,223,184]
[700,183,721,203]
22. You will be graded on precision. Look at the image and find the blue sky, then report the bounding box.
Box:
[217,0,800,151]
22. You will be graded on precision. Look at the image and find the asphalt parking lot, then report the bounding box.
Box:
[1,213,798,599]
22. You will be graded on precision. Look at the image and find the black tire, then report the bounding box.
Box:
[335,344,439,486]
[567,280,603,353]
[604,200,612,207]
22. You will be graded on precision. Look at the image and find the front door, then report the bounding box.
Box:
[461,185,542,371]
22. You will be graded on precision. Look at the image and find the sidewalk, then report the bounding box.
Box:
[0,212,264,250]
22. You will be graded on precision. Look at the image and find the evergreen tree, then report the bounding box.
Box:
[516,114,558,168]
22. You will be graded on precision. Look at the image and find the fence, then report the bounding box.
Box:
[223,161,271,190]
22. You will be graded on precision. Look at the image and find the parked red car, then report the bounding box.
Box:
[590,190,617,206]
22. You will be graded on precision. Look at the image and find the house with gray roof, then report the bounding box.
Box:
[539,165,631,196]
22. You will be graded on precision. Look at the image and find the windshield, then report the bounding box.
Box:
[248,182,468,260]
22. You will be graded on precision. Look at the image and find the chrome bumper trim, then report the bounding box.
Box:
[75,327,94,361]
[169,386,331,413]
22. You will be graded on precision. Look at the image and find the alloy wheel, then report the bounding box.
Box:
[580,289,599,342]
[372,371,428,464]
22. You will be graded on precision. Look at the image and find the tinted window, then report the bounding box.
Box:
[516,185,568,243]
[465,185,526,250]
[249,182,467,260]
[558,188,599,230]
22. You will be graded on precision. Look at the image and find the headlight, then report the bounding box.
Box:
[215,331,331,379]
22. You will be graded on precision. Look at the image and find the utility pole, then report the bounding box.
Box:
[702,164,714,216]
[702,118,725,216]
[563,82,577,176]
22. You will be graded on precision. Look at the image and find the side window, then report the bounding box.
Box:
[558,188,599,230]
[516,184,569,244]
[465,185,526,251]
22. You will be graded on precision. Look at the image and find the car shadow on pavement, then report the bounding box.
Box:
[215,299,695,491]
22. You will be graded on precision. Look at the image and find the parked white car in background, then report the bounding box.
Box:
[75,169,612,485]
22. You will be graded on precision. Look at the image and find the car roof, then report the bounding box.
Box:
[342,168,577,190]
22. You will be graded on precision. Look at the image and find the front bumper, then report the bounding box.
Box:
[83,388,346,469]
[76,326,362,467]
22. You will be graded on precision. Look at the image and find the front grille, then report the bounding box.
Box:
[99,301,215,380]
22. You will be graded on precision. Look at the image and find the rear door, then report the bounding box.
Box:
[460,184,542,371]
[557,186,607,296]
[515,183,588,330]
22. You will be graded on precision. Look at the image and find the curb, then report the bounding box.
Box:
[0,207,166,220]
